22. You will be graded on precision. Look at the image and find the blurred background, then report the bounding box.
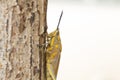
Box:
[47,0,120,80]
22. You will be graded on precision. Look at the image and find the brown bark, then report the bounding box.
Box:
[0,0,47,80]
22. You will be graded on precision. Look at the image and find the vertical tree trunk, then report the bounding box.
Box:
[0,0,47,80]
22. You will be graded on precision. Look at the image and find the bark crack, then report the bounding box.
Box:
[30,36,33,80]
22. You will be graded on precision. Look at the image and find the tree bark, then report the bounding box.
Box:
[0,0,47,80]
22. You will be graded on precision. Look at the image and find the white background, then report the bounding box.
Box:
[47,0,120,80]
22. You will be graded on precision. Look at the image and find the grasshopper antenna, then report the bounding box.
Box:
[57,11,63,30]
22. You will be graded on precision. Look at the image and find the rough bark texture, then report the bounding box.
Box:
[0,0,47,80]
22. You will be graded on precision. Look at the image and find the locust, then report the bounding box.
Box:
[46,11,63,80]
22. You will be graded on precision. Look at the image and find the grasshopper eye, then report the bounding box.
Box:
[47,37,51,41]
[47,37,52,42]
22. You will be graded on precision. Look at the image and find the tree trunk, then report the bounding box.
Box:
[0,0,47,80]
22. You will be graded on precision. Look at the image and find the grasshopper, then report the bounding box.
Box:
[46,11,63,80]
